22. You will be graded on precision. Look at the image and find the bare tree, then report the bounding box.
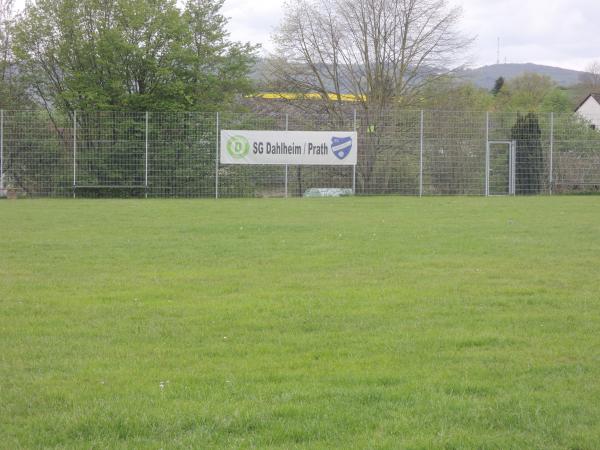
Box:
[579,61,600,93]
[269,0,472,191]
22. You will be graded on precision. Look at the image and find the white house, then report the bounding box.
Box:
[575,93,600,129]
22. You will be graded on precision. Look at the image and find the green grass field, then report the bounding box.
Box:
[1,197,600,449]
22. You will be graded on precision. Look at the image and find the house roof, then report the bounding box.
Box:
[575,93,600,111]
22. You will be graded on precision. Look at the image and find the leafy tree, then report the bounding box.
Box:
[511,112,544,194]
[540,88,572,113]
[418,76,493,111]
[12,0,258,113]
[495,73,556,112]
[182,0,257,111]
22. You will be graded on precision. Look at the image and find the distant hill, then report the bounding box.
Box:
[457,63,586,90]
[251,60,589,93]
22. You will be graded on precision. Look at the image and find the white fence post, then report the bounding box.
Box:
[285,113,288,198]
[419,110,424,197]
[549,112,554,195]
[215,112,219,199]
[73,111,77,198]
[485,112,490,196]
[0,109,4,193]
[353,108,357,194]
[145,111,149,198]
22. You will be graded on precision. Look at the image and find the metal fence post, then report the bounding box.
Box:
[215,112,219,199]
[0,109,4,193]
[485,112,490,196]
[419,110,424,197]
[73,111,77,198]
[549,112,554,195]
[353,108,357,194]
[145,111,149,199]
[285,113,288,198]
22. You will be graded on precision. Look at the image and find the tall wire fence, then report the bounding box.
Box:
[1,109,599,198]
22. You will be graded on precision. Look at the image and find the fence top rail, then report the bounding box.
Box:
[0,109,595,117]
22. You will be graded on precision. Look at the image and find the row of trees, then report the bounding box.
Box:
[371,71,590,114]
[2,0,598,117]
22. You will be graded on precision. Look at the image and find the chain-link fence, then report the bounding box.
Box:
[1,109,599,198]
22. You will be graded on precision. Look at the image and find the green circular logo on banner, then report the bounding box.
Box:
[227,136,250,159]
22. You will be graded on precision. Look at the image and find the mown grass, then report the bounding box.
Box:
[1,197,600,449]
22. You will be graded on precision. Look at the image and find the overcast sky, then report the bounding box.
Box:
[222,0,600,71]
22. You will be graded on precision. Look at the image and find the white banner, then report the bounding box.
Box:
[220,130,357,165]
